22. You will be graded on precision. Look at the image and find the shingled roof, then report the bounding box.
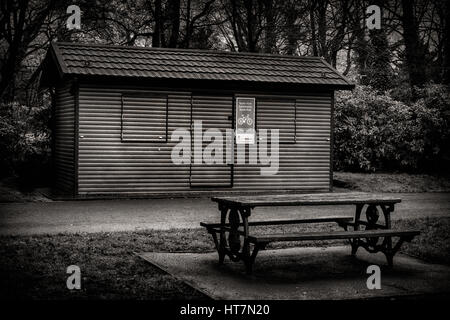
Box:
[43,42,353,89]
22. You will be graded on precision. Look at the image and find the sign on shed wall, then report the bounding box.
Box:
[235,97,255,144]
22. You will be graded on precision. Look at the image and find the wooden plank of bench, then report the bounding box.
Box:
[212,192,401,207]
[248,229,420,243]
[205,226,247,237]
[341,221,388,229]
[201,219,353,238]
[200,216,354,229]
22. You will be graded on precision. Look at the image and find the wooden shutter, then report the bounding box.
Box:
[121,94,168,142]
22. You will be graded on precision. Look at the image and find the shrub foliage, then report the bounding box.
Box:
[334,84,450,172]
[0,101,51,187]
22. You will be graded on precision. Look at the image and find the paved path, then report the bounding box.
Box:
[138,246,450,300]
[0,193,449,235]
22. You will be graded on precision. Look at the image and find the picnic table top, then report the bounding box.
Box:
[211,192,401,207]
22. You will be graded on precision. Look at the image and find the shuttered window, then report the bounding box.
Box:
[121,93,168,142]
[257,99,296,143]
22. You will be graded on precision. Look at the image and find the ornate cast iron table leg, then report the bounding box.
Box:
[237,206,253,274]
[218,202,228,264]
[228,208,241,256]
[216,202,256,273]
[380,204,394,266]
[350,204,364,256]
[350,202,406,267]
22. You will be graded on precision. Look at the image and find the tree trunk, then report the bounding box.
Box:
[317,0,328,61]
[168,0,181,48]
[401,0,427,86]
[368,28,392,90]
[284,3,297,55]
[184,0,192,48]
[366,0,392,90]
[443,0,450,84]
[0,0,26,101]
[244,0,257,52]
[229,0,246,51]
[353,0,369,84]
[309,0,318,56]
[152,0,162,47]
[263,0,276,54]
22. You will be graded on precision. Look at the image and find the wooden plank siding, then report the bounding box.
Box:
[76,84,332,196]
[53,82,76,193]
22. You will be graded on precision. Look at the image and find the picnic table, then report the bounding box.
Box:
[200,193,420,274]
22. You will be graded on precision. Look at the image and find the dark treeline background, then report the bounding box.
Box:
[1,0,449,189]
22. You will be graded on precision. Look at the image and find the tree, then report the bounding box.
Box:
[181,0,218,48]
[262,0,277,53]
[148,0,218,48]
[220,0,265,52]
[307,0,352,67]
[0,0,61,101]
[361,0,393,91]
[280,0,306,55]
[441,0,450,83]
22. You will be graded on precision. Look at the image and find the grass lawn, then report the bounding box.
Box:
[334,172,450,193]
[1,216,449,300]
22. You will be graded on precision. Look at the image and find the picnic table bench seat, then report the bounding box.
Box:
[200,215,354,229]
[247,230,419,266]
[201,193,421,274]
[247,229,420,243]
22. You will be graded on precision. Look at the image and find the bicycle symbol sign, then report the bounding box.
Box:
[236,97,255,144]
[238,114,253,126]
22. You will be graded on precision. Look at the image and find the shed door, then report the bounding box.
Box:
[190,95,233,187]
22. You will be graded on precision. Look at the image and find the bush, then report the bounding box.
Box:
[0,101,51,189]
[334,84,450,172]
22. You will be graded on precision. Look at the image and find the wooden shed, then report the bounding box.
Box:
[40,42,353,198]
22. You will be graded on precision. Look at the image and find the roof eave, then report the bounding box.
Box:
[333,83,355,90]
[318,58,354,88]
[39,43,71,88]
[74,74,354,91]
[50,42,68,76]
